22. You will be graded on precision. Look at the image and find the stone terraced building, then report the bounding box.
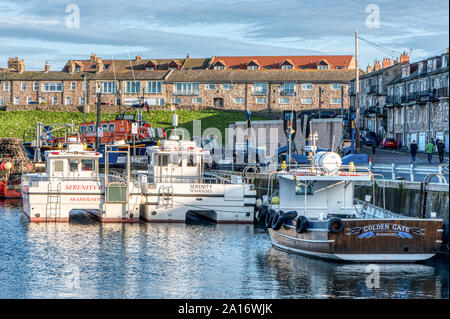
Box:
[0,53,355,112]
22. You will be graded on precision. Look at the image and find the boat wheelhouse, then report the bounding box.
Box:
[140,136,257,223]
[21,136,142,222]
[260,151,443,262]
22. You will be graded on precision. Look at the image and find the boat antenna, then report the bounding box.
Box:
[126,46,137,97]
[111,52,120,113]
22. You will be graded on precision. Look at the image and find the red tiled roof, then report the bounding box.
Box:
[209,55,354,70]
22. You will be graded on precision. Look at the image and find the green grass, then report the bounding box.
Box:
[0,109,267,141]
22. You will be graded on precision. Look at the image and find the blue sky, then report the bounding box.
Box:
[1,0,448,71]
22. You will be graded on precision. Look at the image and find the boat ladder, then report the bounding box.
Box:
[46,179,61,221]
[158,185,173,208]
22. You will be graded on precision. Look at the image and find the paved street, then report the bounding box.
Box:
[361,146,449,166]
[361,146,449,183]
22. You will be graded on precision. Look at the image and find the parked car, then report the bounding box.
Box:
[360,131,381,146]
[380,138,398,149]
[312,110,337,119]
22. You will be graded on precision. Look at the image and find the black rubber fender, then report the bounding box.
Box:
[257,205,268,223]
[295,215,308,233]
[265,209,276,228]
[271,211,283,230]
[278,211,298,225]
[328,217,344,233]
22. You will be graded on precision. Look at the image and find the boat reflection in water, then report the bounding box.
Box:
[263,246,448,298]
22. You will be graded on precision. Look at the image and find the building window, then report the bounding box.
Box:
[280,82,296,95]
[192,98,202,104]
[3,82,8,91]
[83,82,88,91]
[53,96,58,105]
[301,98,312,104]
[101,81,117,94]
[80,97,85,105]
[75,66,80,72]
[247,65,258,70]
[174,83,199,95]
[301,83,312,90]
[41,83,63,92]
[39,96,45,103]
[222,83,232,90]
[433,79,440,89]
[281,65,292,70]
[234,97,244,104]
[21,82,26,91]
[171,97,181,105]
[331,98,341,105]
[205,84,215,90]
[65,97,71,105]
[33,82,38,91]
[336,66,343,69]
[279,98,289,104]
[214,66,224,70]
[125,81,141,93]
[253,82,267,95]
[147,81,162,94]
[71,82,76,91]
[27,97,32,104]
[331,83,341,90]
[14,97,19,105]
[318,65,328,69]
[109,123,115,132]
[256,97,267,104]
[0,97,3,105]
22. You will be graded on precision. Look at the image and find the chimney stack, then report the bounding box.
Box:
[382,57,392,69]
[374,60,381,71]
[95,58,104,73]
[186,52,190,59]
[44,61,50,73]
[135,55,142,62]
[400,52,410,64]
[8,56,25,73]
[366,63,373,73]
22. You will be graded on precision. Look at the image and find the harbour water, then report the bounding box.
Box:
[0,200,448,299]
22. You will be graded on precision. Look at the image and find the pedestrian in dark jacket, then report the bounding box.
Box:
[410,140,418,164]
[437,140,445,164]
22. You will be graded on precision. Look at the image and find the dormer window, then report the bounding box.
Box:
[75,66,80,72]
[427,60,432,72]
[318,65,328,70]
[247,65,257,70]
[103,64,109,70]
[214,66,224,70]
[146,67,155,71]
[281,65,292,70]
[442,55,448,68]
[402,66,410,78]
[418,62,424,74]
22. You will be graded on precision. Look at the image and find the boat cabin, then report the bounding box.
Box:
[146,137,208,183]
[45,141,101,178]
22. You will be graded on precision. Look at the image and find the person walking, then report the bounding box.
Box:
[410,140,418,164]
[437,140,445,164]
[426,140,435,164]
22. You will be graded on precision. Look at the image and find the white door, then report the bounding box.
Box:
[445,132,449,152]
[418,132,426,151]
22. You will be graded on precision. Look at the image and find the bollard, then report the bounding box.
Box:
[410,164,414,182]
[391,163,396,180]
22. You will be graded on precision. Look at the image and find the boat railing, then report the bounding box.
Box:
[354,199,408,219]
[152,174,230,184]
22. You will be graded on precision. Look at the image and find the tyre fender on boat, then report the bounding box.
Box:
[271,211,283,230]
[139,126,148,139]
[295,215,308,233]
[278,211,298,225]
[257,205,268,223]
[328,217,344,233]
[265,209,276,228]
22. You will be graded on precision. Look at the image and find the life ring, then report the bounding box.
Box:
[295,215,308,233]
[139,126,148,139]
[257,205,268,223]
[265,209,276,228]
[278,211,298,225]
[328,217,344,233]
[271,211,282,230]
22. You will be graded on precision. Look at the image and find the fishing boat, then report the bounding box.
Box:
[21,134,142,222]
[140,135,257,223]
[259,148,443,262]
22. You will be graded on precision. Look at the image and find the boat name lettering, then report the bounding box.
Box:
[65,185,102,191]
[69,197,100,202]
[189,184,213,193]
[345,224,425,239]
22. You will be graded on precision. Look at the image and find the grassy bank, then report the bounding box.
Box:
[0,109,265,140]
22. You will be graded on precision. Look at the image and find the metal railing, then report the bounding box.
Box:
[369,163,449,183]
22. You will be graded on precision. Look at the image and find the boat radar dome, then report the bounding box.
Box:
[312,151,342,174]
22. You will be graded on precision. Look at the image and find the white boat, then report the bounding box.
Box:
[21,136,142,222]
[260,150,444,262]
[140,136,256,223]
